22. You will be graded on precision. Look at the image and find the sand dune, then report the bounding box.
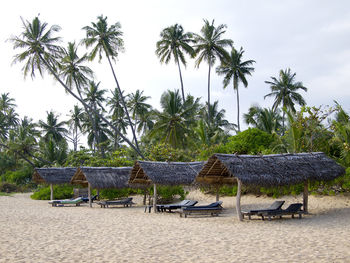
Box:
[0,192,349,263]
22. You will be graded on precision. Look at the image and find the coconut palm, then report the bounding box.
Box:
[67,105,84,151]
[244,105,282,134]
[10,16,143,157]
[81,15,140,152]
[156,24,195,103]
[127,90,152,136]
[194,19,233,118]
[216,47,255,132]
[39,111,68,143]
[150,90,200,149]
[264,68,307,133]
[0,93,16,114]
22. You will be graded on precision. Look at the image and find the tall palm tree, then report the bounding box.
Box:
[156,24,195,103]
[244,105,282,134]
[84,81,107,153]
[127,89,151,136]
[39,111,68,143]
[0,93,16,114]
[10,16,143,158]
[264,68,307,133]
[81,15,140,152]
[216,47,255,132]
[67,105,84,151]
[150,90,200,149]
[107,88,129,149]
[194,19,233,118]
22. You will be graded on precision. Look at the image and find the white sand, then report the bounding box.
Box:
[0,192,349,263]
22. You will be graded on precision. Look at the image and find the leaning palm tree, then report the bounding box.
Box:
[81,15,140,152]
[193,19,233,118]
[264,68,307,134]
[156,24,195,103]
[216,47,255,132]
[10,16,143,157]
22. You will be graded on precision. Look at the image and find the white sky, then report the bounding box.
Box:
[1,0,350,143]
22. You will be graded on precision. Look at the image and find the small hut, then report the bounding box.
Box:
[197,152,345,220]
[71,167,132,207]
[129,161,204,212]
[33,167,77,200]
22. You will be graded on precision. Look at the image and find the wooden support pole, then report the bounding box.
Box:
[303,181,309,213]
[153,183,157,213]
[236,179,243,221]
[88,183,92,208]
[216,186,220,202]
[50,184,53,201]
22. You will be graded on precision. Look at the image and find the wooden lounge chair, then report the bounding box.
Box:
[259,203,304,221]
[98,197,134,208]
[159,200,198,213]
[49,197,83,207]
[81,195,98,203]
[180,201,223,218]
[241,200,285,220]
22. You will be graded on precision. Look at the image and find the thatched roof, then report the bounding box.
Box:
[71,167,132,189]
[197,152,345,187]
[33,167,76,184]
[129,161,204,185]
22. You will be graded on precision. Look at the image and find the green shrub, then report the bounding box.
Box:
[219,185,238,196]
[0,183,20,193]
[148,185,187,203]
[99,188,141,200]
[31,184,74,200]
[1,166,33,185]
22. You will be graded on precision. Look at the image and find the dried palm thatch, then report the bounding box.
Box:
[197,152,345,187]
[129,161,204,186]
[71,167,132,189]
[33,167,76,184]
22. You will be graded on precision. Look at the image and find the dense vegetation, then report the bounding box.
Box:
[1,15,349,199]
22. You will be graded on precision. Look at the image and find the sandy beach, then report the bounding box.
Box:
[0,192,349,263]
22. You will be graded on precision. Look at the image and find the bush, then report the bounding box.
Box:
[1,166,33,185]
[0,183,20,193]
[99,188,142,200]
[31,184,74,200]
[149,185,187,203]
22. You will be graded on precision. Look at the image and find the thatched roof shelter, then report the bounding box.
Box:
[71,167,132,189]
[197,152,345,220]
[197,152,345,187]
[129,161,204,186]
[33,167,76,184]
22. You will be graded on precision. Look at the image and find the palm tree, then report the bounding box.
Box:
[194,19,233,118]
[216,47,255,132]
[150,90,200,149]
[244,105,282,134]
[0,93,16,114]
[156,24,195,103]
[81,15,140,152]
[127,90,151,136]
[84,81,107,153]
[67,105,84,151]
[107,88,129,149]
[264,68,307,133]
[10,16,143,157]
[39,111,68,143]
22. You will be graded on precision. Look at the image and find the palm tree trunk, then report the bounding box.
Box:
[236,85,241,132]
[105,54,140,153]
[38,54,145,158]
[74,125,78,151]
[207,61,211,122]
[177,61,185,103]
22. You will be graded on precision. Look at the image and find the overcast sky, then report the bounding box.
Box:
[1,0,350,138]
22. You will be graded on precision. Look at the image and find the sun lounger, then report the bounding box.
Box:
[159,200,198,212]
[180,201,223,218]
[81,195,98,203]
[98,197,134,208]
[259,203,304,221]
[49,197,83,207]
[241,200,285,220]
